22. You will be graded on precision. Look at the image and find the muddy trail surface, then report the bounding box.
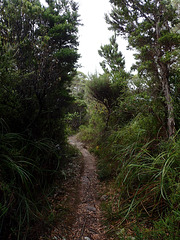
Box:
[67,135,107,240]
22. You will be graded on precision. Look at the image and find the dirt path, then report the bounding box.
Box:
[67,135,106,240]
[39,135,107,240]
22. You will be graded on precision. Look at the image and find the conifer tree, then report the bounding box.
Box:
[0,0,80,138]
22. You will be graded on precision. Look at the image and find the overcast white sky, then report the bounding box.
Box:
[40,0,135,74]
[76,0,135,74]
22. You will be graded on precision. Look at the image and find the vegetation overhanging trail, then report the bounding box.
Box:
[68,135,107,240]
[0,0,179,239]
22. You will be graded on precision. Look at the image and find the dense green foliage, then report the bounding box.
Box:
[0,0,80,238]
[106,0,180,138]
[1,0,179,239]
[65,71,88,133]
[78,0,180,238]
[86,36,130,128]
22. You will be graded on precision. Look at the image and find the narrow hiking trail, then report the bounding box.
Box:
[40,135,110,240]
[67,135,107,240]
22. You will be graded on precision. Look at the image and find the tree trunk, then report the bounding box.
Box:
[155,16,176,138]
[159,63,176,138]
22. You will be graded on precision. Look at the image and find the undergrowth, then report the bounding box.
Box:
[0,120,77,239]
[79,113,180,239]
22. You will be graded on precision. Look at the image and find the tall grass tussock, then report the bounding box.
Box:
[0,119,66,239]
[79,112,180,239]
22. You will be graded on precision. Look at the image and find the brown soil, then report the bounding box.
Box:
[68,135,107,240]
[69,136,106,240]
[40,135,107,240]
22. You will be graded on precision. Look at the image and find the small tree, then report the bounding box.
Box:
[87,73,127,127]
[98,35,125,74]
